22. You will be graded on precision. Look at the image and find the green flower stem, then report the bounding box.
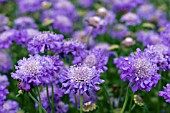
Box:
[128,93,134,113]
[80,95,83,113]
[46,85,52,108]
[121,86,129,113]
[28,92,46,113]
[51,83,55,113]
[36,87,46,113]
[86,27,93,49]
[74,94,78,109]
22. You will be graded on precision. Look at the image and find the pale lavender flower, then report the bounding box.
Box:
[110,24,129,40]
[77,0,93,8]
[0,51,12,73]
[160,24,170,47]
[121,12,141,26]
[2,100,20,113]
[14,16,37,30]
[17,0,42,12]
[0,30,16,49]
[0,14,9,33]
[137,31,162,46]
[114,49,161,92]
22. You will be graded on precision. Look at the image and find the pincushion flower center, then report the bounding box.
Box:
[133,58,155,77]
[70,66,93,82]
[20,60,42,74]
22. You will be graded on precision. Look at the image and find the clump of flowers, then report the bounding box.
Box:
[0,14,9,32]
[11,55,63,91]
[1,100,20,113]
[114,49,161,92]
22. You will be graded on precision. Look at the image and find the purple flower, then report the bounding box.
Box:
[11,55,63,91]
[60,65,104,95]
[0,30,16,49]
[28,32,64,54]
[2,100,20,113]
[137,30,162,46]
[0,14,9,33]
[62,39,86,59]
[145,44,169,71]
[17,0,42,12]
[114,49,161,92]
[14,16,37,30]
[52,15,73,34]
[73,49,109,72]
[160,24,170,48]
[110,24,129,40]
[0,75,9,105]
[77,0,93,8]
[159,84,170,103]
[121,12,141,26]
[112,0,137,12]
[15,29,40,47]
[137,4,155,21]
[37,85,68,113]
[0,51,12,73]
[53,0,77,21]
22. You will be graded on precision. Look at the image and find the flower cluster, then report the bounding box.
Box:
[0,50,12,72]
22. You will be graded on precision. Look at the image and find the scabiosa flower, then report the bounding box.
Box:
[137,4,155,21]
[160,24,170,47]
[0,51,12,73]
[0,14,9,33]
[120,12,141,26]
[114,49,161,92]
[77,0,93,8]
[53,0,77,21]
[145,44,169,71]
[159,84,170,103]
[0,75,9,105]
[11,55,63,91]
[36,85,68,113]
[14,16,37,30]
[52,15,73,34]
[60,65,104,95]
[17,0,42,12]
[62,39,86,61]
[73,49,109,72]
[1,100,20,113]
[112,0,137,12]
[137,30,162,46]
[110,24,129,40]
[0,30,16,49]
[15,29,40,47]
[28,32,64,54]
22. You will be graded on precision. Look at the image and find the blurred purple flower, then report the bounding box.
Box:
[0,51,12,73]
[14,16,37,30]
[121,12,141,26]
[2,100,20,113]
[0,14,9,33]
